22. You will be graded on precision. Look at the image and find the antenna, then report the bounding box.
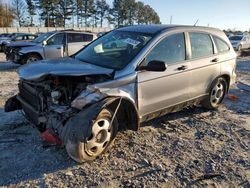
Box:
[194,19,199,26]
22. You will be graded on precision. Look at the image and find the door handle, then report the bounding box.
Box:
[57,47,61,50]
[211,58,219,62]
[177,65,188,71]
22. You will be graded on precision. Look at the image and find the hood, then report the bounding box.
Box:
[18,57,114,81]
[7,41,38,48]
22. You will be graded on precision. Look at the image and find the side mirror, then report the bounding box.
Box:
[145,60,167,72]
[42,40,47,46]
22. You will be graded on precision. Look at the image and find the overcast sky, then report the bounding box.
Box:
[107,0,250,31]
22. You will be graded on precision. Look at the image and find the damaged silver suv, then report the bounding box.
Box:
[5,25,237,162]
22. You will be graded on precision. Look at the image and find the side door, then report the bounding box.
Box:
[187,32,221,98]
[44,33,66,59]
[67,33,94,56]
[137,32,191,117]
[241,36,247,49]
[247,36,250,48]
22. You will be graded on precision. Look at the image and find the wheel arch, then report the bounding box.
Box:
[102,96,140,131]
[25,52,43,60]
[208,74,230,93]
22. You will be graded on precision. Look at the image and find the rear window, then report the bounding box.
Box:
[189,32,213,59]
[68,33,93,43]
[28,35,36,40]
[229,36,243,41]
[213,36,230,53]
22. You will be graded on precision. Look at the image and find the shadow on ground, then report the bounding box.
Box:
[0,62,20,71]
[0,108,75,186]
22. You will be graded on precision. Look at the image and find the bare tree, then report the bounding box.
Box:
[95,0,109,27]
[12,0,27,27]
[0,1,15,27]
[25,0,36,26]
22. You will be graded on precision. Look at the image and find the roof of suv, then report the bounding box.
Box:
[117,24,220,35]
[49,30,96,35]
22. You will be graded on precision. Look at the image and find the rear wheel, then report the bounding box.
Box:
[66,108,118,162]
[202,77,228,109]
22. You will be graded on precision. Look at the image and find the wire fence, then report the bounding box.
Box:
[0,27,111,34]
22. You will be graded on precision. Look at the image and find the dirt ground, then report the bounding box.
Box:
[0,53,249,188]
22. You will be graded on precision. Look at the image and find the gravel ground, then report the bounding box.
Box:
[0,53,249,187]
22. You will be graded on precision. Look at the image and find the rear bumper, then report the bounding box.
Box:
[230,72,237,87]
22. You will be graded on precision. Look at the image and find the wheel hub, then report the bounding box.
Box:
[210,82,224,105]
[85,118,111,156]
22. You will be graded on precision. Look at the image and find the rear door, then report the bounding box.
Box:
[187,32,221,98]
[137,32,191,116]
[44,33,66,59]
[67,33,94,55]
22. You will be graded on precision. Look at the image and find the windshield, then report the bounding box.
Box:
[229,36,243,41]
[75,31,152,70]
[33,32,54,43]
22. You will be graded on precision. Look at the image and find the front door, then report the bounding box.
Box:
[137,33,191,117]
[44,33,66,59]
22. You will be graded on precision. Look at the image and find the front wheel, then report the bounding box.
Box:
[202,77,228,109]
[24,54,42,64]
[66,108,118,162]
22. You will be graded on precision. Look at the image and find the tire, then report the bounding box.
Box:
[202,77,228,110]
[2,44,6,52]
[25,53,42,64]
[66,108,118,163]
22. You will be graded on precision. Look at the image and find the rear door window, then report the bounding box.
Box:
[68,33,93,43]
[213,36,230,53]
[189,32,213,59]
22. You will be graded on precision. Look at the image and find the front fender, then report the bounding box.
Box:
[19,46,44,58]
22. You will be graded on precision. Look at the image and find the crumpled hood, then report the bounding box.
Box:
[7,41,37,48]
[18,57,114,81]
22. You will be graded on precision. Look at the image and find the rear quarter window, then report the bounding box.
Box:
[189,32,213,59]
[68,33,93,43]
[213,36,230,53]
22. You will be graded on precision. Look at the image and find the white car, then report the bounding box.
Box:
[229,35,250,51]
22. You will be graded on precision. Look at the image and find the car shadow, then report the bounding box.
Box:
[0,62,20,71]
[0,108,76,186]
[140,106,212,129]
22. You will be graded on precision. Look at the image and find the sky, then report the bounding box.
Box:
[4,0,250,31]
[107,0,250,31]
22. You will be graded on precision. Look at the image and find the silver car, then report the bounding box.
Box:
[8,30,97,64]
[5,25,237,162]
[229,35,250,51]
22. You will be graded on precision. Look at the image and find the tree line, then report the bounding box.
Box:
[0,0,161,28]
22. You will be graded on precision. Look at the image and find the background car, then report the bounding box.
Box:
[6,30,97,64]
[1,33,37,52]
[0,33,23,51]
[229,35,250,51]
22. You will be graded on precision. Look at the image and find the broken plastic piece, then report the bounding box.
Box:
[41,129,62,145]
[227,94,239,101]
